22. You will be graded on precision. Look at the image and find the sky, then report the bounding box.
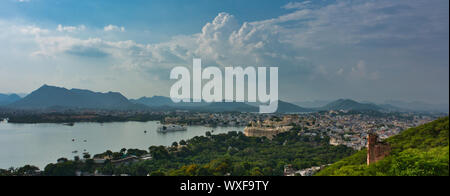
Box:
[0,0,448,104]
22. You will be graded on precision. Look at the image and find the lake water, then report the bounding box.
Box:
[0,120,244,169]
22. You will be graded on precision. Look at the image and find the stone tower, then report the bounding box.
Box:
[367,133,391,165]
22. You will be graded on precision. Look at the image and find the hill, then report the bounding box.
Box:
[316,117,449,176]
[132,96,311,113]
[319,99,382,111]
[0,93,21,106]
[131,96,252,112]
[384,100,449,113]
[8,85,146,110]
[130,96,175,107]
[276,100,315,113]
[294,100,331,108]
[130,96,210,108]
[194,100,314,113]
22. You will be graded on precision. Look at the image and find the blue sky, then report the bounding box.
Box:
[0,0,449,104]
[1,0,303,42]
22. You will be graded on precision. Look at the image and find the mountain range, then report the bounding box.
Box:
[130,96,312,113]
[383,100,449,113]
[1,85,448,113]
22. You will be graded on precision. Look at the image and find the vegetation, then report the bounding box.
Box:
[316,117,449,176]
[4,116,447,176]
[0,165,40,176]
[39,129,354,176]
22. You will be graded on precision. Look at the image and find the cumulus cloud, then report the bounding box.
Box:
[57,24,86,33]
[31,37,107,58]
[1,0,448,102]
[16,0,448,75]
[17,25,49,36]
[104,25,125,32]
[15,1,446,79]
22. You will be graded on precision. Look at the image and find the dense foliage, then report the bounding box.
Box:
[39,129,354,176]
[316,117,449,176]
[0,165,40,176]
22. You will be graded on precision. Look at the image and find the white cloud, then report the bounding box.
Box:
[350,61,379,80]
[1,0,448,101]
[104,25,125,32]
[17,25,49,36]
[19,0,448,76]
[13,0,447,74]
[57,24,86,33]
[282,1,312,10]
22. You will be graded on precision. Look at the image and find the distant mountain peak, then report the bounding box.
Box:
[7,85,145,110]
[40,84,58,89]
[336,98,357,103]
[0,93,22,106]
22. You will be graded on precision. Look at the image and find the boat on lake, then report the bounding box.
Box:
[63,122,75,126]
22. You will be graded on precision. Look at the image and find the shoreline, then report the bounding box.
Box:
[0,121,245,169]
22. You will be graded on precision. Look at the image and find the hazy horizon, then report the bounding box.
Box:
[0,0,448,105]
[1,84,449,107]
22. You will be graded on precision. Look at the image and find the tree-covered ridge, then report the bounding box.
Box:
[316,117,449,176]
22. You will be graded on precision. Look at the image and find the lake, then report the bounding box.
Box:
[0,120,244,169]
